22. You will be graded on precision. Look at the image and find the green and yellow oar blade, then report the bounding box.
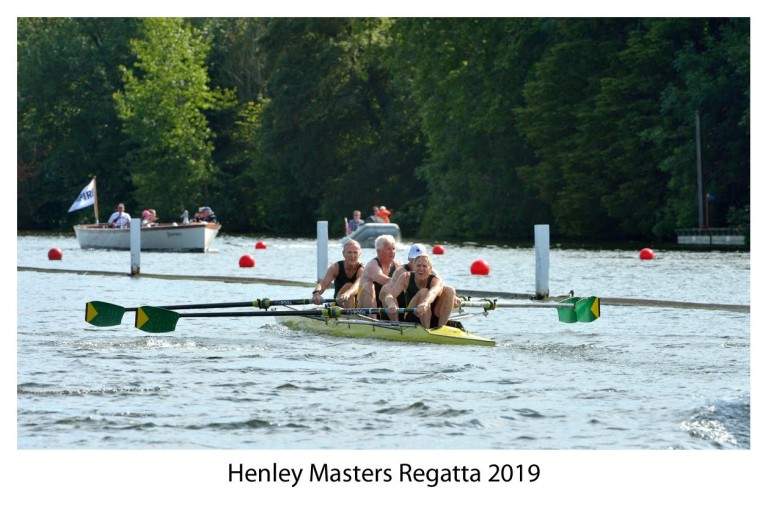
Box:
[85,301,126,327]
[556,297,579,323]
[575,296,601,322]
[135,306,180,333]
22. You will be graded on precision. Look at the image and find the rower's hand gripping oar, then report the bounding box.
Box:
[459,296,601,323]
[134,306,420,333]
[84,297,335,327]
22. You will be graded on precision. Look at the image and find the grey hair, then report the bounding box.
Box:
[374,234,396,250]
[342,239,361,251]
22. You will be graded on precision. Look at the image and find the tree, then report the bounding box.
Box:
[251,17,425,235]
[113,17,219,220]
[517,19,641,240]
[17,18,140,229]
[654,18,750,235]
[391,18,550,240]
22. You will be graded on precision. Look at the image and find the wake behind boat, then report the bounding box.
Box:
[74,222,221,252]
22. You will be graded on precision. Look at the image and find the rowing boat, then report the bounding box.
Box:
[74,222,221,252]
[276,314,495,346]
[274,296,600,346]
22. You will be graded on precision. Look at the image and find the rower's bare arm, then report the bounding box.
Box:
[363,262,387,286]
[313,265,338,304]
[382,273,408,318]
[349,267,364,290]
[422,277,445,307]
[390,266,406,283]
[339,268,364,303]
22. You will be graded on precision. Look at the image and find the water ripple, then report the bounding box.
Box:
[681,396,750,449]
[18,385,167,396]
[375,401,473,418]
[16,236,750,450]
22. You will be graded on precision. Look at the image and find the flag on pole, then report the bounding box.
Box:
[68,178,96,212]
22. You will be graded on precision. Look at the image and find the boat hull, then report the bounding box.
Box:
[342,223,401,248]
[74,223,221,252]
[276,315,494,346]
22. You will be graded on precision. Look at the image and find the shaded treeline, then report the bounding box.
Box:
[17,17,749,242]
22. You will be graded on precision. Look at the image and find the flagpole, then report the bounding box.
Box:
[93,177,100,224]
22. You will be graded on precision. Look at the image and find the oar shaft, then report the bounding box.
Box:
[134,305,421,332]
[127,301,258,311]
[458,296,600,323]
[124,297,335,312]
[496,303,574,309]
[172,307,417,319]
[176,310,322,318]
[460,300,574,309]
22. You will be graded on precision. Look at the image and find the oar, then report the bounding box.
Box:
[459,296,600,323]
[135,306,419,333]
[84,298,336,327]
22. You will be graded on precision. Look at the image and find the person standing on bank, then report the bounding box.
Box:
[312,239,364,308]
[380,254,455,329]
[107,203,131,228]
[358,234,400,308]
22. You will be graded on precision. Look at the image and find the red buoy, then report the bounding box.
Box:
[639,248,655,260]
[470,259,490,275]
[255,240,267,249]
[432,244,445,255]
[239,254,256,267]
[48,248,63,260]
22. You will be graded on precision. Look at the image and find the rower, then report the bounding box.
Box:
[380,254,455,328]
[358,234,400,309]
[312,239,364,308]
[381,243,459,316]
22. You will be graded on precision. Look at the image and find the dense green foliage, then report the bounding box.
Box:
[17,17,749,242]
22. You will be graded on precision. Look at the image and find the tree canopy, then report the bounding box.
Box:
[17,17,749,243]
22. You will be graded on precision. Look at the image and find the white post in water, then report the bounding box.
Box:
[317,221,328,282]
[534,224,550,299]
[130,222,141,276]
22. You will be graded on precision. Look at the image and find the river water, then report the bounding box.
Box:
[11,232,757,510]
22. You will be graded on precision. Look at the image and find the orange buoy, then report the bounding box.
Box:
[432,244,445,255]
[639,248,654,260]
[239,254,256,267]
[48,248,63,260]
[255,240,267,249]
[470,259,490,275]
